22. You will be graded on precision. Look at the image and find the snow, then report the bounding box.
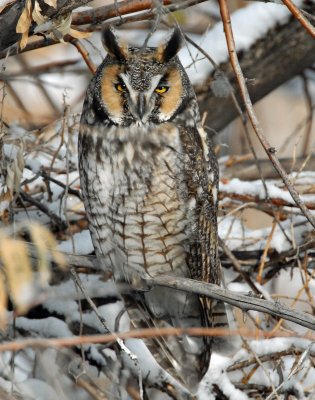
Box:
[16,316,74,338]
[219,177,315,205]
[57,229,94,254]
[219,205,313,253]
[184,2,291,83]
[123,338,191,396]
[25,158,42,174]
[15,379,60,400]
[199,353,249,400]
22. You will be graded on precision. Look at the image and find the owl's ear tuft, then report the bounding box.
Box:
[102,26,128,61]
[156,27,182,63]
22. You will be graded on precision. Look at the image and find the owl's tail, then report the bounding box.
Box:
[209,299,241,355]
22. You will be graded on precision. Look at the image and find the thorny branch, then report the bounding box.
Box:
[145,275,315,330]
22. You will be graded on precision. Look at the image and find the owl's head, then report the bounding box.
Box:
[90,27,196,127]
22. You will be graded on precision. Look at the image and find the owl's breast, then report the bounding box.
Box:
[80,124,194,280]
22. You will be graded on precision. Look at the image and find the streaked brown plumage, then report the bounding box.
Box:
[79,26,224,398]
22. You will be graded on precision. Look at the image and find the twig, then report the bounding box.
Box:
[219,237,262,295]
[25,241,315,331]
[70,39,97,74]
[227,348,306,372]
[219,191,315,211]
[0,60,80,79]
[40,169,82,200]
[70,267,144,397]
[243,340,280,400]
[218,0,315,229]
[144,275,315,330]
[0,0,206,59]
[281,0,315,38]
[17,56,60,116]
[301,73,313,156]
[222,154,315,180]
[0,326,314,353]
[19,191,67,230]
[71,0,172,26]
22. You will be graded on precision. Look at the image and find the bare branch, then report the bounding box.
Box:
[222,154,315,180]
[0,325,314,353]
[199,4,315,132]
[144,274,315,331]
[281,0,315,38]
[218,0,315,228]
[19,191,68,230]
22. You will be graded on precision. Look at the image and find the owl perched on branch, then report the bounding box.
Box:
[79,27,225,397]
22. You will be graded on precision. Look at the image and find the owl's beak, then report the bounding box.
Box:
[137,92,146,121]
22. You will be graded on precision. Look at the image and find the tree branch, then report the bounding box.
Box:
[0,325,313,353]
[0,0,205,57]
[143,274,315,331]
[28,245,315,331]
[222,154,315,180]
[199,3,315,132]
[218,0,315,228]
[281,0,315,38]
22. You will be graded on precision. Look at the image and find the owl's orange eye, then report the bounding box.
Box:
[155,86,169,94]
[115,83,126,92]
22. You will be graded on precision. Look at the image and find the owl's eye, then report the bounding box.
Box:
[155,85,169,94]
[115,83,126,92]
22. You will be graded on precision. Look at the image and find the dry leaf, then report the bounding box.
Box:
[16,0,32,49]
[69,28,91,39]
[0,237,33,313]
[51,13,71,41]
[29,224,51,285]
[0,222,67,325]
[43,230,66,269]
[0,138,25,202]
[44,0,57,8]
[32,0,47,25]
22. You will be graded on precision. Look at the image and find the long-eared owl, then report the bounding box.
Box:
[79,27,223,397]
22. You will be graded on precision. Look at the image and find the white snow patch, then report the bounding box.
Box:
[199,353,248,400]
[25,158,42,173]
[57,229,94,254]
[16,316,73,338]
[16,379,59,400]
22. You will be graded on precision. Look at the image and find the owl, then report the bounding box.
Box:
[79,27,224,398]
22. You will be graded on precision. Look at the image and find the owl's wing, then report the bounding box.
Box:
[179,124,230,343]
[179,125,220,284]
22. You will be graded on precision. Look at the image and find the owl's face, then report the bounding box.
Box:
[92,27,193,127]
